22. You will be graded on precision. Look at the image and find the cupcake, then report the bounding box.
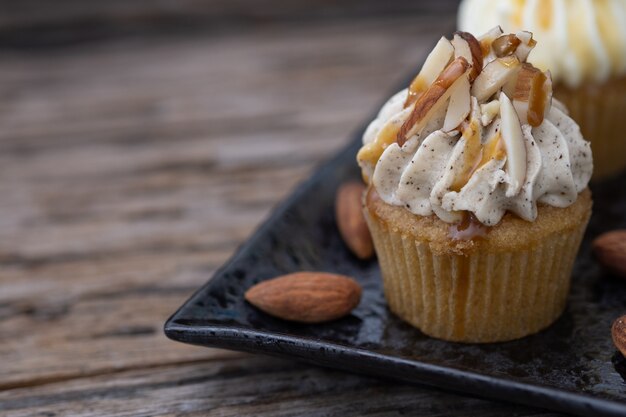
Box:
[458,0,626,179]
[357,29,593,343]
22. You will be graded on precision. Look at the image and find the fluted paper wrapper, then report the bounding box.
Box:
[364,208,588,343]
[555,77,626,179]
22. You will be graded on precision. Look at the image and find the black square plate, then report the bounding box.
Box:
[165,90,626,417]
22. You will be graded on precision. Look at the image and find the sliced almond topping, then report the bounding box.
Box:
[515,31,534,44]
[492,34,522,57]
[471,55,521,103]
[480,130,506,166]
[404,37,454,107]
[513,63,552,126]
[397,57,471,146]
[499,92,527,195]
[514,31,536,62]
[478,26,504,58]
[501,72,517,98]
[512,64,541,124]
[452,31,483,81]
[480,100,500,126]
[443,73,471,132]
[541,70,553,118]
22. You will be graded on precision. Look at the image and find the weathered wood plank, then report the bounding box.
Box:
[0,356,562,417]
[0,0,460,37]
[0,15,451,391]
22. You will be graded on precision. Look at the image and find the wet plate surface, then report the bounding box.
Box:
[165,112,626,417]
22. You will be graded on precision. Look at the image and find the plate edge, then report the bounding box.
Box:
[164,322,626,417]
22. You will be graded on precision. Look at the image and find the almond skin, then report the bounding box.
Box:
[612,315,626,357]
[453,31,483,81]
[244,272,362,323]
[592,230,626,278]
[335,182,374,260]
[398,56,471,145]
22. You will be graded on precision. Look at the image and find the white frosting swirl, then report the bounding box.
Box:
[458,0,626,87]
[362,89,592,226]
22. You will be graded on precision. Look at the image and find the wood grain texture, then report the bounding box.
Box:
[0,0,461,49]
[0,13,564,416]
[0,357,562,417]
[0,0,462,31]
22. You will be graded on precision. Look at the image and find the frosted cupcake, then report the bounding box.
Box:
[458,0,626,178]
[357,29,593,343]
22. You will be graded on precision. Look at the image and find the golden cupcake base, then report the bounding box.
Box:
[364,188,592,343]
[555,77,626,180]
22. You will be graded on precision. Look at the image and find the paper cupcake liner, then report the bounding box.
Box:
[555,77,626,179]
[364,208,588,343]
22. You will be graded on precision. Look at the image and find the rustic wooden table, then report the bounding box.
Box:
[0,8,566,416]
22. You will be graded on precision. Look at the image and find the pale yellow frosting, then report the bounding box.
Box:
[458,0,626,87]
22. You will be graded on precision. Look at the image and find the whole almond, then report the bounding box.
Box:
[592,230,626,278]
[335,182,374,260]
[612,315,626,357]
[244,272,362,323]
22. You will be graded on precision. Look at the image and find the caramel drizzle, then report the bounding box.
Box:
[450,119,505,193]
[492,34,521,58]
[449,211,490,241]
[404,76,427,108]
[355,116,404,169]
[514,63,549,127]
[527,70,548,127]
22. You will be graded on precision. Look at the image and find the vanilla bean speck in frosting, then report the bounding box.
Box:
[357,28,592,226]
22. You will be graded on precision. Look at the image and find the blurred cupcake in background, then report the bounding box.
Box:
[458,0,626,179]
